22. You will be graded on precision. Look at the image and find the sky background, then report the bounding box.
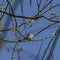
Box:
[0,0,60,60]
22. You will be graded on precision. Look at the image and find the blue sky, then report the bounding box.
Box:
[0,0,60,60]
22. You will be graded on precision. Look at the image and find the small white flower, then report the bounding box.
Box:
[51,33,55,37]
[31,20,35,23]
[50,12,54,14]
[25,33,34,40]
